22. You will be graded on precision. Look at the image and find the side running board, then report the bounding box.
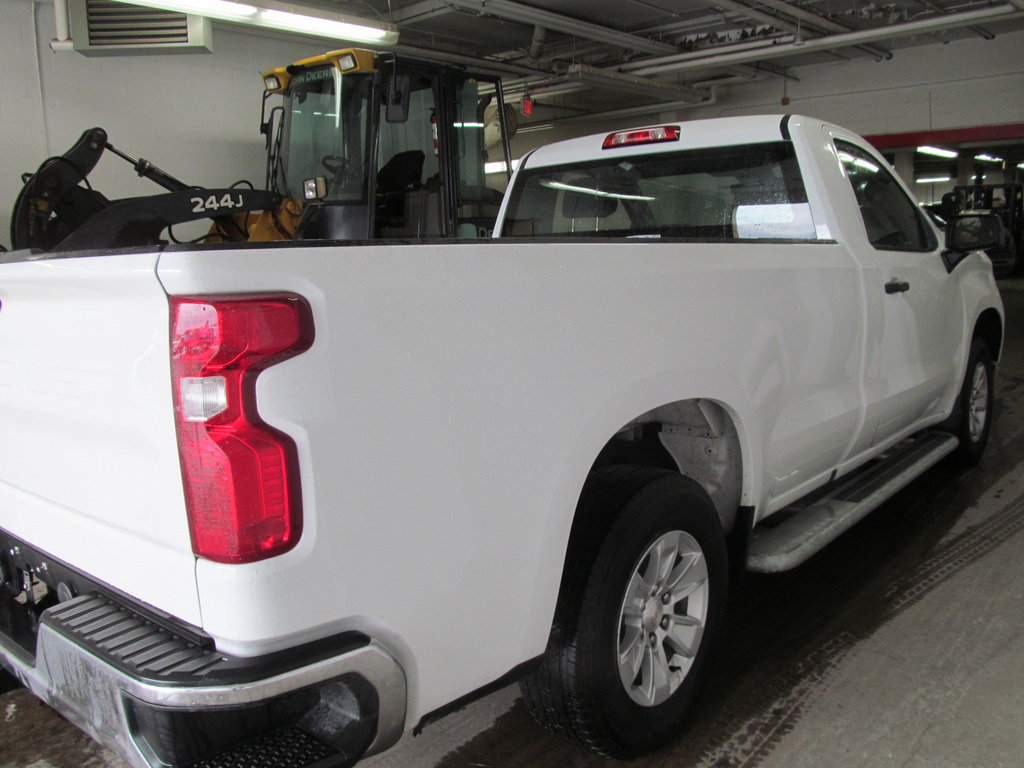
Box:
[748,432,959,573]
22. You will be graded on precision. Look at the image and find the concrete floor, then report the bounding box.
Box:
[3,279,1023,768]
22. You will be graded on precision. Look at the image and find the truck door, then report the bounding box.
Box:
[828,134,965,454]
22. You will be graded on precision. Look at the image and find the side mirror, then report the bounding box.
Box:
[386,74,411,123]
[945,213,1006,252]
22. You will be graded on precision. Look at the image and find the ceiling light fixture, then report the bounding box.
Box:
[974,154,1003,163]
[109,0,398,45]
[915,176,952,184]
[916,146,958,158]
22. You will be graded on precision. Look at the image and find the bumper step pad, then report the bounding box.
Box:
[190,728,343,768]
[45,594,222,681]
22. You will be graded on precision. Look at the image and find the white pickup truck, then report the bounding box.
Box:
[0,115,1006,768]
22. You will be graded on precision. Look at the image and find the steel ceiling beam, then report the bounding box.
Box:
[392,43,553,77]
[390,0,453,24]
[566,63,707,102]
[442,0,679,55]
[625,5,1024,76]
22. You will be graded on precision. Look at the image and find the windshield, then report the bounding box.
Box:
[277,67,373,203]
[501,142,814,240]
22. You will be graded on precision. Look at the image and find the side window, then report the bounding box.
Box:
[836,140,935,251]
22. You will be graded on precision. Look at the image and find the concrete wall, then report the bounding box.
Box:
[1,0,1022,245]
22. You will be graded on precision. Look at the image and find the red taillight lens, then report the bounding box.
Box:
[602,125,681,149]
[170,295,314,564]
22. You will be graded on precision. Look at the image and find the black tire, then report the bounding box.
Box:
[942,337,995,467]
[520,465,728,757]
[0,669,20,694]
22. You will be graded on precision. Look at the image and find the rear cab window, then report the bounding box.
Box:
[500,141,817,241]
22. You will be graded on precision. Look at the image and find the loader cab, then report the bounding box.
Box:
[262,49,512,241]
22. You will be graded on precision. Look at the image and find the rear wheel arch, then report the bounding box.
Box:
[588,398,747,534]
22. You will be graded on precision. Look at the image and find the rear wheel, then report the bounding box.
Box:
[521,466,727,757]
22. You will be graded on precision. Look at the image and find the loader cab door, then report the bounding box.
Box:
[375,66,507,238]
[274,63,376,240]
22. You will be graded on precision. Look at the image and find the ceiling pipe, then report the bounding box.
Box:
[739,0,892,60]
[617,34,792,74]
[625,5,1023,76]
[527,24,546,63]
[51,0,75,51]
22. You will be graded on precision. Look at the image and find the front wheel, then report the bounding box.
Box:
[943,338,995,467]
[520,466,728,757]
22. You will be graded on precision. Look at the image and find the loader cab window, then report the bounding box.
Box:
[277,67,373,204]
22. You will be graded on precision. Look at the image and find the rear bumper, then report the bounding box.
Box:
[0,538,407,767]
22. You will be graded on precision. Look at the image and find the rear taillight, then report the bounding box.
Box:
[170,295,314,564]
[602,125,681,149]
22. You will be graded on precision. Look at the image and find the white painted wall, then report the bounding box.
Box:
[1,0,1022,246]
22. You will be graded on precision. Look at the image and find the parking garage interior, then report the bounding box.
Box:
[1,1,1023,767]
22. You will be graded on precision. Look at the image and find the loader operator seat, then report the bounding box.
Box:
[376,150,425,233]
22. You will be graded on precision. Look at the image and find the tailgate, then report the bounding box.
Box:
[0,252,199,625]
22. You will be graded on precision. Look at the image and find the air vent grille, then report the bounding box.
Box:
[69,0,212,56]
[86,1,190,46]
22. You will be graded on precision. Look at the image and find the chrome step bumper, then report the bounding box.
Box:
[0,591,406,767]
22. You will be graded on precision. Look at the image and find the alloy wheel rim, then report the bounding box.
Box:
[616,530,709,707]
[968,362,989,443]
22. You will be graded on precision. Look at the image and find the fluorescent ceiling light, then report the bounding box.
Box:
[916,146,958,158]
[916,176,952,184]
[1018,162,1024,170]
[974,154,1003,163]
[259,9,392,41]
[110,0,398,44]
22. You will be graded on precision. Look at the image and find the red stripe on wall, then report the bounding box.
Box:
[865,123,1024,150]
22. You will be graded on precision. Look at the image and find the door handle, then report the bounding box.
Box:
[885,279,910,294]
